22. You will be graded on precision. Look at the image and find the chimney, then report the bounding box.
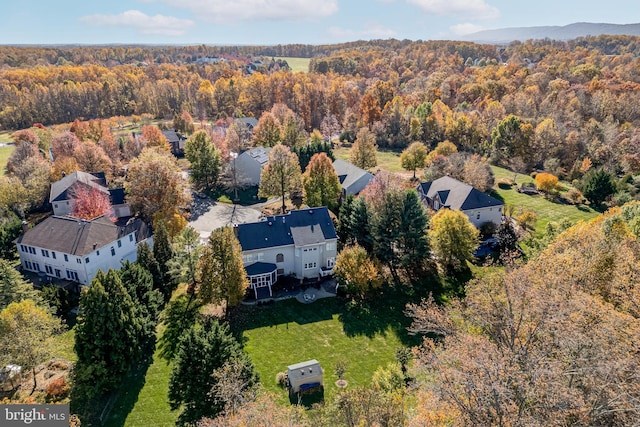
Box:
[61,170,66,177]
[233,223,238,238]
[21,221,28,233]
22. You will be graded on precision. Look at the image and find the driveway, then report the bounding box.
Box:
[189,198,262,241]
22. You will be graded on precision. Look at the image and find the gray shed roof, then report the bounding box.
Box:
[287,359,323,387]
[332,159,374,195]
[418,176,503,211]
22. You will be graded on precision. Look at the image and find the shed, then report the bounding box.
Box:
[287,359,323,393]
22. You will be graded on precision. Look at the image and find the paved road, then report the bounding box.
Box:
[188,197,262,242]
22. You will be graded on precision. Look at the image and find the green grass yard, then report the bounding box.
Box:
[334,146,404,173]
[276,57,311,73]
[490,166,599,236]
[231,292,419,405]
[0,144,14,175]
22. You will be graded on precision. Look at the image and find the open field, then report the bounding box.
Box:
[334,146,404,173]
[276,57,311,73]
[0,145,14,175]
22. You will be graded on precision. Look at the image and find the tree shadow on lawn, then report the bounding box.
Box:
[101,352,155,427]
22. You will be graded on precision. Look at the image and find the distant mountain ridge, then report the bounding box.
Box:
[461,22,640,44]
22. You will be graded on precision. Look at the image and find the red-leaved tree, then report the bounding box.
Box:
[70,185,113,221]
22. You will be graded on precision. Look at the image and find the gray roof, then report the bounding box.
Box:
[16,215,150,256]
[418,176,503,211]
[239,146,271,166]
[332,159,374,195]
[237,207,337,251]
[235,117,259,129]
[50,171,109,203]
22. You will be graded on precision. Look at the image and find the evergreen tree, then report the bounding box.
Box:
[137,242,163,295]
[0,259,39,310]
[371,190,404,274]
[153,221,176,301]
[73,270,144,402]
[158,294,202,362]
[0,208,22,260]
[168,318,258,426]
[118,261,163,352]
[337,194,356,249]
[397,189,430,271]
[168,226,202,294]
[197,227,249,311]
[583,169,616,207]
[350,197,374,253]
[495,221,519,257]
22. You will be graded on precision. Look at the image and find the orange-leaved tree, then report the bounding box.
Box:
[70,185,113,220]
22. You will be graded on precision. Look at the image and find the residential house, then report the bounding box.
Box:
[162,129,187,157]
[236,207,338,298]
[417,175,504,228]
[332,159,374,196]
[50,171,131,219]
[234,117,259,131]
[15,215,152,286]
[232,146,272,187]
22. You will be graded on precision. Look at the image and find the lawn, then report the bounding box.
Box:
[0,144,14,175]
[50,327,77,362]
[490,165,599,236]
[276,57,311,73]
[230,292,420,405]
[105,350,178,427]
[334,146,404,173]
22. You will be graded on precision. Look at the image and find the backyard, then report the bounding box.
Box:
[0,144,14,175]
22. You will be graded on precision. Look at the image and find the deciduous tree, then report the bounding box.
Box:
[258,144,302,214]
[303,152,341,210]
[535,172,559,193]
[400,142,428,179]
[141,125,170,151]
[70,185,113,220]
[253,112,281,147]
[185,130,222,191]
[335,245,382,297]
[428,209,479,272]
[197,227,248,310]
[350,127,377,170]
[0,299,61,393]
[125,147,191,221]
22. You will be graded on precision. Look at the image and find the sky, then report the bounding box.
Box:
[0,0,637,45]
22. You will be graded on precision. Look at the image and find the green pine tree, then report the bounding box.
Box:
[168,318,258,426]
[153,222,176,301]
[398,189,430,270]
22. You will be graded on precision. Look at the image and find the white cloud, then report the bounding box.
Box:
[148,0,338,23]
[328,23,396,40]
[450,22,484,35]
[80,10,195,36]
[407,0,499,20]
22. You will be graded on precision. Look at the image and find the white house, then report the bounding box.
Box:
[15,215,152,286]
[49,171,131,219]
[231,146,272,187]
[417,176,504,228]
[332,159,374,196]
[236,207,338,298]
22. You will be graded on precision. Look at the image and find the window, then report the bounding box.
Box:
[96,250,100,256]
[242,253,255,263]
[117,240,122,248]
[25,261,32,270]
[111,247,116,256]
[277,268,284,276]
[326,242,336,251]
[66,270,79,281]
[257,252,264,261]
[20,245,26,252]
[45,265,53,274]
[55,269,61,278]
[327,258,335,268]
[42,249,49,257]
[64,254,69,262]
[33,262,40,272]
[303,248,308,252]
[304,262,317,270]
[476,213,481,220]
[29,247,36,254]
[76,258,82,264]
[129,234,134,242]
[51,252,56,259]
[85,257,90,263]
[276,253,284,263]
[54,203,58,208]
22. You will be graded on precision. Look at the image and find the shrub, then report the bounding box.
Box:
[496,177,514,189]
[535,172,559,193]
[479,221,496,239]
[565,188,584,205]
[516,210,537,230]
[46,377,70,401]
[275,371,288,388]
